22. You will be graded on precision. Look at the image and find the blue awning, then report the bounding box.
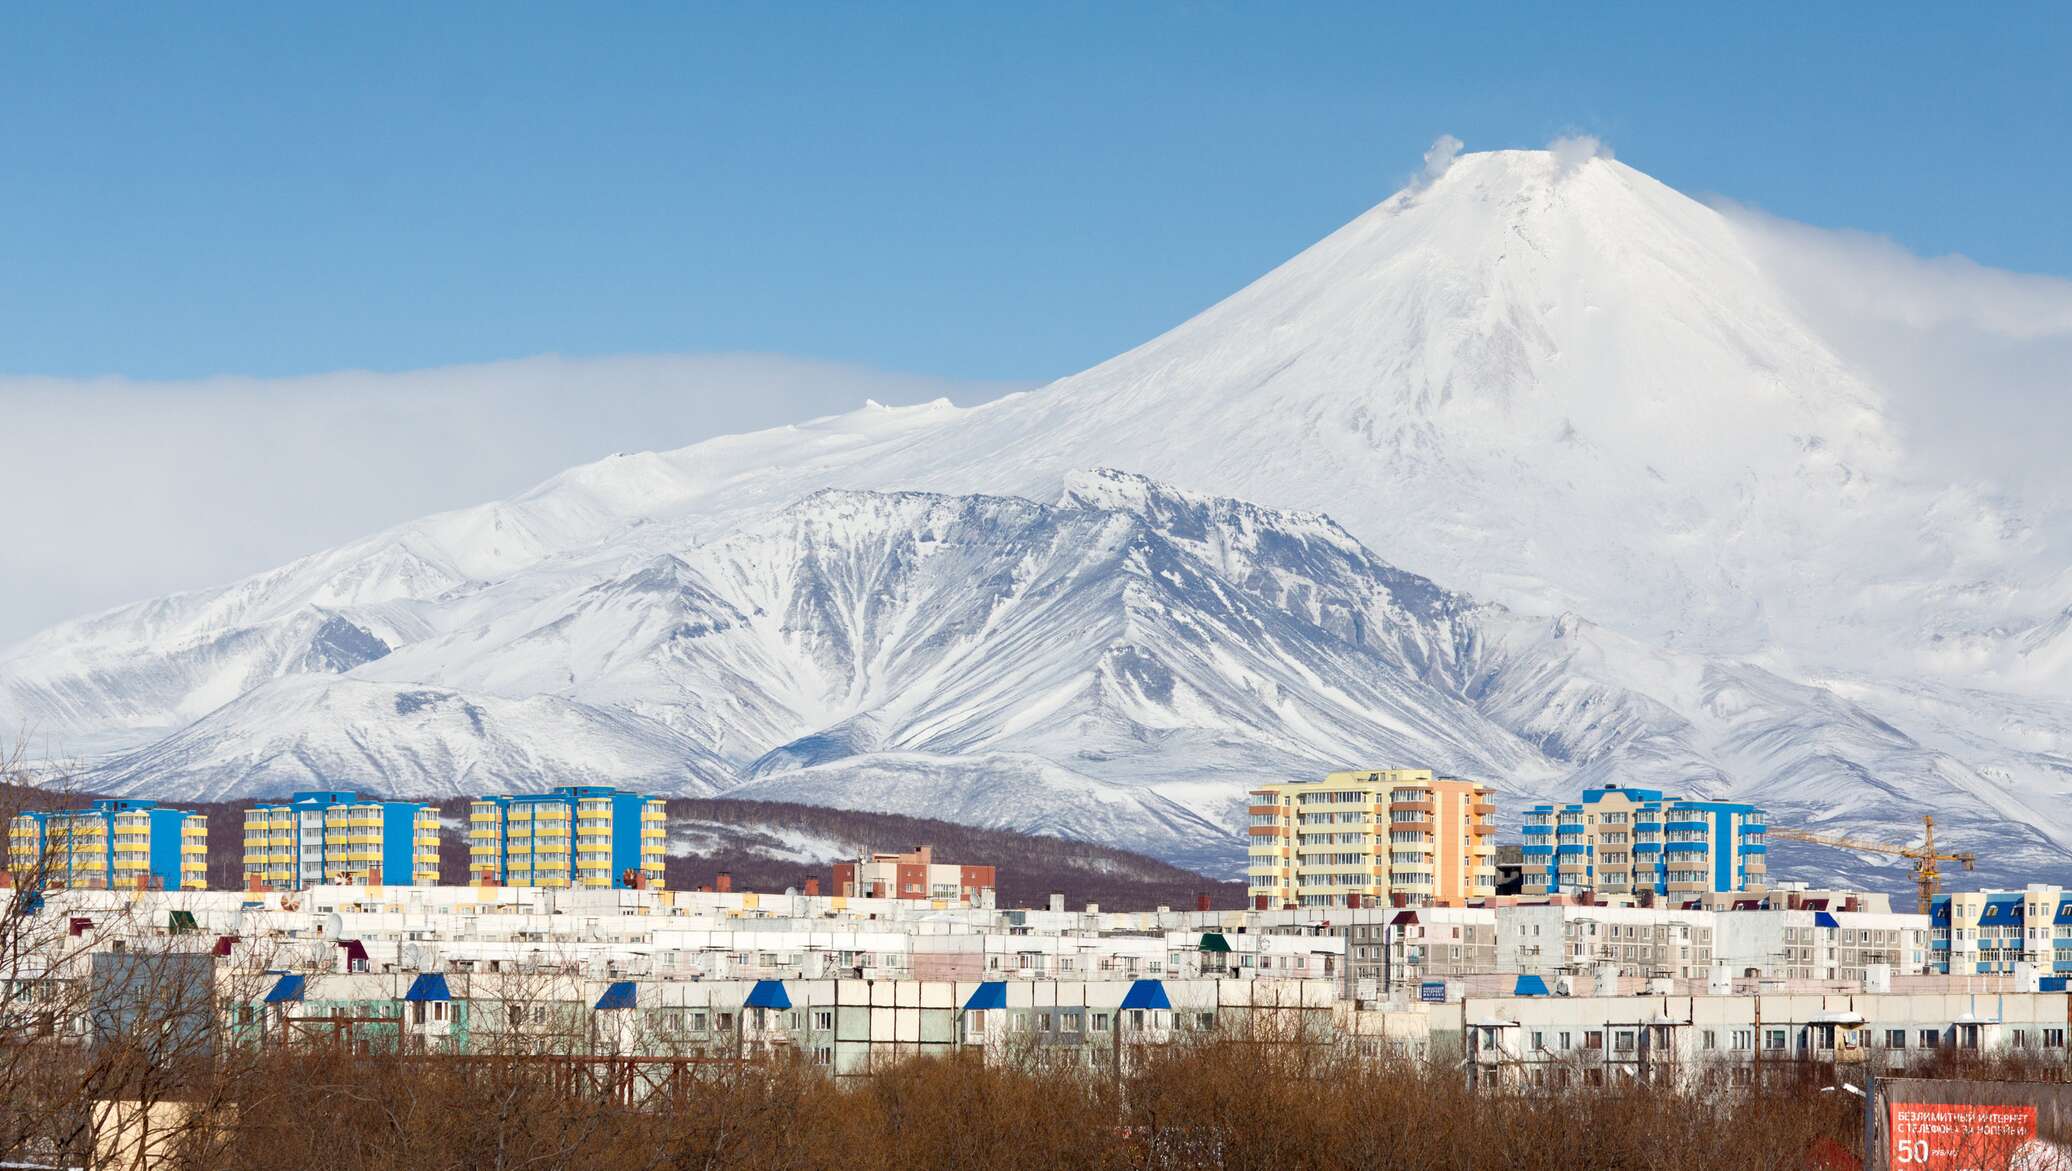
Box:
[744,979,791,1010]
[964,981,1008,1011]
[1513,974,1550,997]
[1813,911,1841,929]
[594,981,637,1011]
[1120,979,1171,1011]
[263,974,306,1004]
[403,973,451,1002]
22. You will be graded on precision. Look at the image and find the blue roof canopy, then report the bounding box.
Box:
[744,979,791,1010]
[594,981,637,1011]
[964,981,1008,1011]
[1120,979,1171,1011]
[1513,974,1550,997]
[263,974,306,1004]
[1813,911,1841,929]
[403,973,451,1002]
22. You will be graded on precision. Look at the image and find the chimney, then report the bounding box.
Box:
[805,877,821,897]
[1253,894,1268,911]
[1390,893,1409,908]
[245,874,266,893]
[1786,891,1803,910]
[1346,892,1361,909]
[1196,893,1211,913]
[715,872,733,894]
[1844,895,1860,913]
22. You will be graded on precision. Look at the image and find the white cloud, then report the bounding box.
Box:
[1716,200,2072,517]
[0,354,1021,645]
[1408,134,1464,191]
[1549,133,1613,176]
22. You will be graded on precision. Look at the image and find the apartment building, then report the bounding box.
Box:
[1496,903,1719,980]
[242,791,441,890]
[7,799,207,891]
[1458,989,2072,1091]
[1248,769,1496,911]
[468,787,666,889]
[1520,785,1765,897]
[1340,906,1500,993]
[1710,906,1931,981]
[1929,886,2072,976]
[830,846,996,906]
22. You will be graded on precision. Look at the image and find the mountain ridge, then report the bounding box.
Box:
[6,149,2072,890]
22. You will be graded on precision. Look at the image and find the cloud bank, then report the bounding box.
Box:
[0,355,1020,645]
[1715,200,2072,516]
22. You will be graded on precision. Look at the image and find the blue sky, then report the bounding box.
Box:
[5,4,2072,640]
[4,2,2069,383]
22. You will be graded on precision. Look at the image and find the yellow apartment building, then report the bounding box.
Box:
[8,800,208,891]
[468,786,666,889]
[241,791,441,890]
[1248,768,1495,910]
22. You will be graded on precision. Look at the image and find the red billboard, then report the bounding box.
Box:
[1878,1080,2072,1171]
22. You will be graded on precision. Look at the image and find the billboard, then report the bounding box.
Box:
[1877,1079,2072,1171]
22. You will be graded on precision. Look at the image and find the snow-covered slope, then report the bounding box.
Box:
[5,148,2070,889]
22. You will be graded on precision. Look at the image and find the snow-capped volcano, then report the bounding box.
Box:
[5,149,2070,888]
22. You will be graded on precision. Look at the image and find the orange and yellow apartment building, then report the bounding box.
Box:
[1247,768,1496,910]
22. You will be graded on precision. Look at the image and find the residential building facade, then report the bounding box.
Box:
[7,799,208,891]
[1521,785,1766,897]
[468,787,666,889]
[1248,768,1497,910]
[1929,886,2072,976]
[242,791,441,890]
[831,846,996,906]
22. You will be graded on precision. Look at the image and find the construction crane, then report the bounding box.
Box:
[1767,814,1974,913]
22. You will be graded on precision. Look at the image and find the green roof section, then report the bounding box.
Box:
[1198,932,1231,953]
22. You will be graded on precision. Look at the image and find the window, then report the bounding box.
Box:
[691,1011,708,1032]
[1700,1029,1717,1050]
[814,1045,832,1066]
[1558,1031,1572,1051]
[715,1012,734,1032]
[1919,1030,1939,1049]
[1583,1030,1603,1050]
[2046,1028,2066,1049]
[1886,1029,1907,1049]
[1196,1012,1215,1031]
[1766,1029,1788,1051]
[1061,1011,1082,1032]
[1613,1031,1636,1053]
[813,1010,833,1031]
[1091,1013,1111,1033]
[2012,1029,2029,1049]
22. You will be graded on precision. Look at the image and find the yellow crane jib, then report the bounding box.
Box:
[1767,814,1975,913]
